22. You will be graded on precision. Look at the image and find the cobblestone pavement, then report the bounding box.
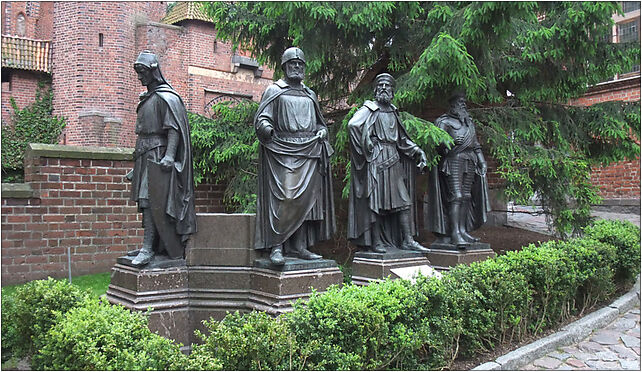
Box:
[520,306,641,370]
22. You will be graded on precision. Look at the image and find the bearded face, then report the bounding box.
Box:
[284,59,305,83]
[450,97,469,121]
[375,81,394,104]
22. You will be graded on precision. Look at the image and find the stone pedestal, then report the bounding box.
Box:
[106,257,190,346]
[251,258,343,314]
[351,248,431,285]
[426,242,495,271]
[107,213,343,347]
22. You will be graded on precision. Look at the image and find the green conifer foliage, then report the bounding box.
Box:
[203,1,640,235]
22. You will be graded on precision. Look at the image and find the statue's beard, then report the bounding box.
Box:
[375,90,393,104]
[451,107,469,122]
[286,71,304,82]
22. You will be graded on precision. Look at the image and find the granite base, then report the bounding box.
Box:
[351,247,431,286]
[426,242,495,270]
[107,213,343,347]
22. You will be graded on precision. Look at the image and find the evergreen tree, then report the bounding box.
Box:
[203,1,640,236]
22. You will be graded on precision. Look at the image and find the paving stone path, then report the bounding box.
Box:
[520,306,641,370]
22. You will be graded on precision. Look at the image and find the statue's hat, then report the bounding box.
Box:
[374,73,395,87]
[281,47,306,66]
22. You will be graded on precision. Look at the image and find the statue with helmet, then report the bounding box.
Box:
[254,47,335,265]
[347,73,429,253]
[127,50,197,266]
[426,91,491,249]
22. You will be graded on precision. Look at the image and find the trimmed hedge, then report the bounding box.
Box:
[33,298,187,370]
[1,219,639,370]
[1,278,90,362]
[190,219,639,370]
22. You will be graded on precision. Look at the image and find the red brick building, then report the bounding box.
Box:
[2,1,274,148]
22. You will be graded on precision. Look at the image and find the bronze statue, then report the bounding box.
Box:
[347,73,428,253]
[128,50,197,266]
[254,47,335,265]
[426,92,490,248]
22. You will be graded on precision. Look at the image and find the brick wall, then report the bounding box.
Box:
[1,144,141,285]
[569,77,641,202]
[138,20,274,117]
[1,144,228,285]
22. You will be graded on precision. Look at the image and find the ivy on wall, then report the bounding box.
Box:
[1,80,66,182]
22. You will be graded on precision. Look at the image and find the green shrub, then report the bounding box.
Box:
[441,259,531,357]
[289,279,452,370]
[1,294,21,363]
[186,221,631,369]
[189,311,295,371]
[558,238,617,314]
[584,219,641,284]
[0,278,89,360]
[496,242,580,334]
[33,298,187,370]
[411,275,462,369]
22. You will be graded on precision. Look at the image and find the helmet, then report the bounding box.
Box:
[281,47,306,66]
[448,90,467,104]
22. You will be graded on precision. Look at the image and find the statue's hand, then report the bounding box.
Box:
[160,155,174,172]
[316,128,327,141]
[417,150,428,173]
[478,161,487,176]
[454,135,464,145]
[257,124,274,143]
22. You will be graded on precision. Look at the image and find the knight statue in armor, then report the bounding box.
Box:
[128,50,197,266]
[347,73,429,253]
[426,92,491,249]
[254,47,336,265]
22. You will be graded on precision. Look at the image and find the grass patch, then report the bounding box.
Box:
[1,272,111,298]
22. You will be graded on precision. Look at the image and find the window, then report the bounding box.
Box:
[623,1,640,13]
[2,69,12,91]
[618,18,639,43]
[99,33,104,47]
[16,13,25,37]
[617,18,640,74]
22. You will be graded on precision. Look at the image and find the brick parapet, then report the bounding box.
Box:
[2,143,225,285]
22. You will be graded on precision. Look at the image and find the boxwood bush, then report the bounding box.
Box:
[1,278,89,361]
[584,219,641,284]
[188,219,639,370]
[32,298,187,370]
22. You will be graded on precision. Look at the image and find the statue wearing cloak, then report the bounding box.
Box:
[129,51,197,266]
[253,78,335,255]
[347,100,424,250]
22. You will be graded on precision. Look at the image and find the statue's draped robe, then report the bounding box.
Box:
[426,112,490,236]
[347,101,421,247]
[131,84,197,244]
[254,79,335,250]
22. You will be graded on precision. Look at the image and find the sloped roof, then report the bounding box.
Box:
[1,35,52,73]
[162,2,213,25]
